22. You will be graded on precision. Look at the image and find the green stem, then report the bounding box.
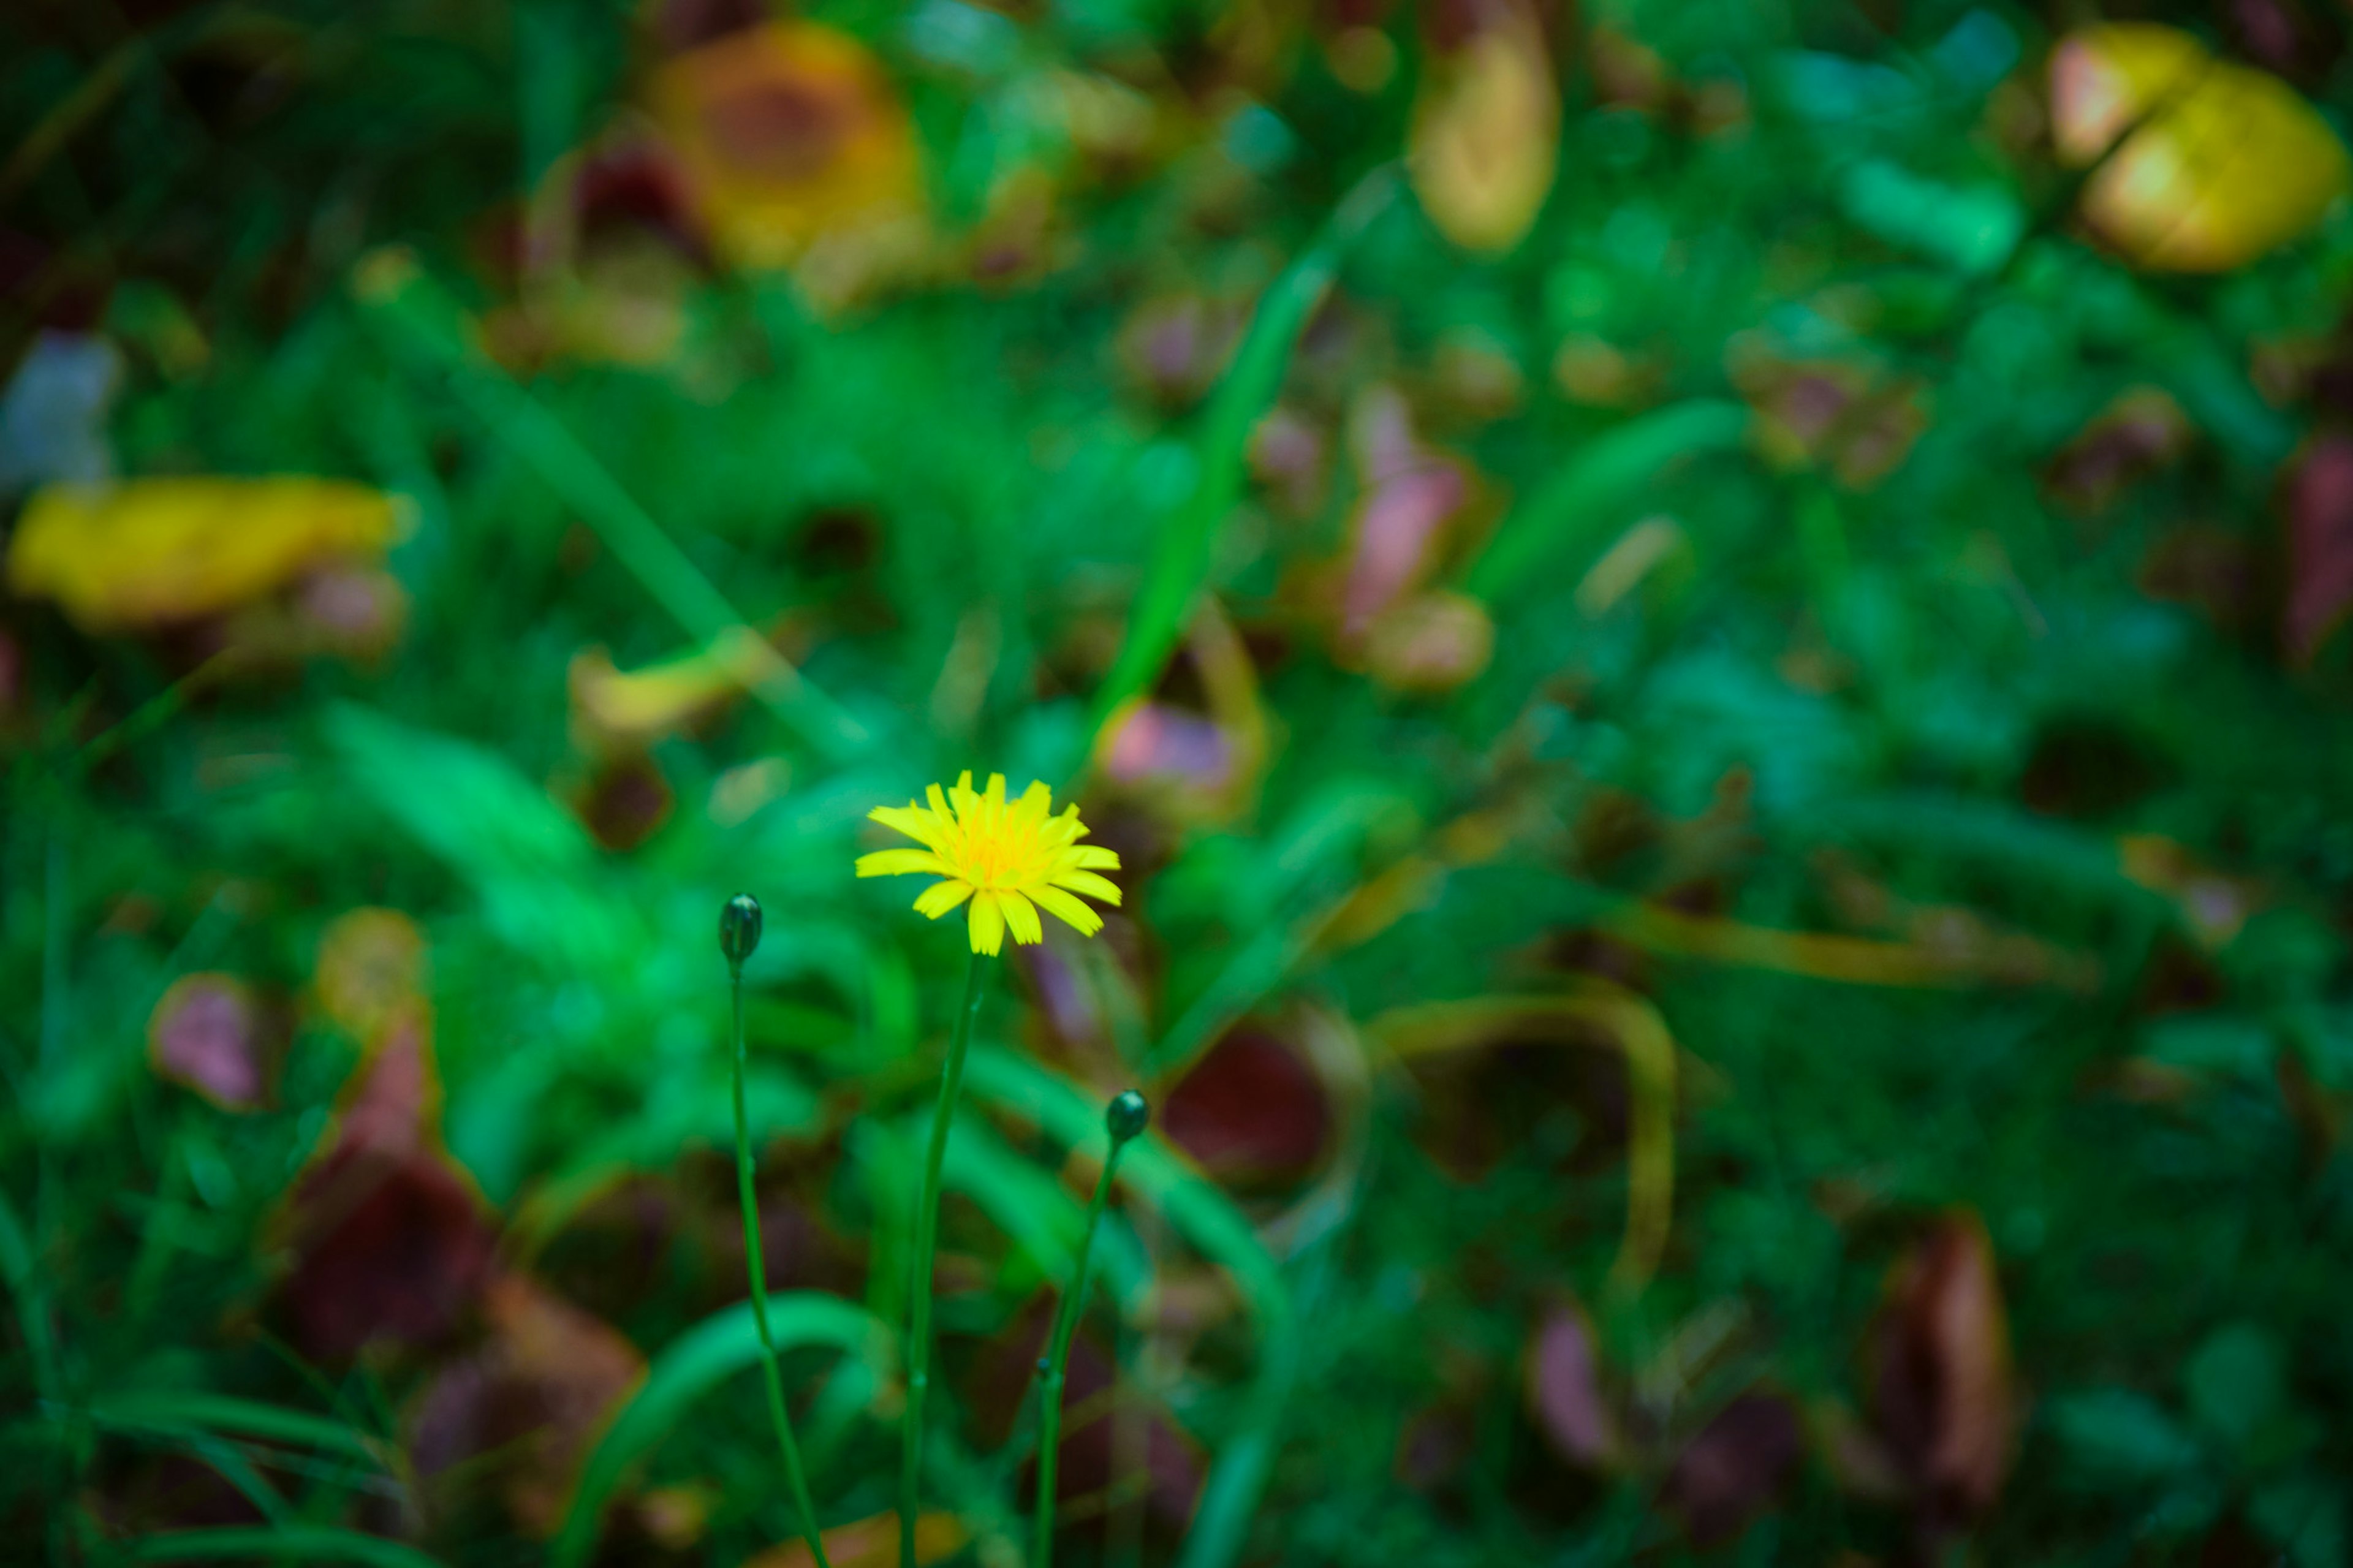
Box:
[732,963,830,1568]
[902,947,988,1568]
[1034,1141,1127,1568]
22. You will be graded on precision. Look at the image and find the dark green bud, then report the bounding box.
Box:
[1105,1089,1150,1144]
[719,893,763,967]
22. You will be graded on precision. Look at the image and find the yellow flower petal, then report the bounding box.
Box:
[1048,869,1122,906]
[1029,884,1105,937]
[871,803,947,852]
[998,890,1044,946]
[967,890,1006,955]
[856,848,949,879]
[913,879,975,919]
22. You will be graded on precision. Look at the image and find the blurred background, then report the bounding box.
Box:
[8,0,2353,1561]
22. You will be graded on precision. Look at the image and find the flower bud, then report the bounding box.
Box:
[719,893,763,967]
[1105,1088,1150,1143]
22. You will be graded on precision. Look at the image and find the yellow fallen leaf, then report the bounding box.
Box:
[313,908,428,1045]
[9,477,406,632]
[567,625,773,755]
[648,22,925,279]
[2051,23,2351,271]
[1408,2,1558,253]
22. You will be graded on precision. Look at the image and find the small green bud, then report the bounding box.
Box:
[1105,1089,1150,1143]
[719,893,763,967]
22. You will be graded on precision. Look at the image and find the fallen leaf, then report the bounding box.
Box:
[1409,0,1558,252]
[568,626,773,756]
[1360,589,1495,694]
[273,1013,497,1359]
[648,21,926,294]
[2045,387,2192,513]
[1161,1022,1333,1192]
[313,907,428,1045]
[2285,433,2353,662]
[1664,1392,1805,1545]
[743,1510,966,1568]
[149,973,276,1112]
[8,477,407,634]
[1865,1211,2015,1528]
[1525,1298,1616,1468]
[409,1274,646,1536]
[2051,24,2352,271]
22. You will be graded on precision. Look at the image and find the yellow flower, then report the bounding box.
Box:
[857,772,1121,956]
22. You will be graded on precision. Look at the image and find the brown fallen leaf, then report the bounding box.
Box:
[409,1274,646,1536]
[1664,1391,1805,1546]
[1865,1211,2016,1529]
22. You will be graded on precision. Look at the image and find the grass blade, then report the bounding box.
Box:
[1464,400,1751,600]
[125,1528,442,1568]
[551,1293,889,1568]
[1085,170,1397,743]
[85,1392,382,1463]
[350,249,870,763]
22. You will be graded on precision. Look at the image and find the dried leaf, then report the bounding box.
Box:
[149,973,276,1112]
[7,477,406,633]
[1664,1392,1804,1545]
[273,1015,496,1359]
[567,626,771,756]
[1525,1299,1616,1468]
[2285,433,2353,663]
[409,1274,646,1536]
[743,1510,966,1568]
[1866,1211,2015,1526]
[1409,1,1558,252]
[313,907,428,1045]
[648,22,925,288]
[2052,24,2352,271]
[1162,1023,1333,1192]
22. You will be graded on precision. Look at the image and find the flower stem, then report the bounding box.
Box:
[732,959,830,1568]
[1033,1138,1127,1568]
[902,946,988,1568]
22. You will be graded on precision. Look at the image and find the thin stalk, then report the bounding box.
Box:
[902,947,989,1568]
[1034,1142,1129,1568]
[731,961,830,1568]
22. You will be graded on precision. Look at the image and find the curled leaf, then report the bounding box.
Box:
[568,626,773,756]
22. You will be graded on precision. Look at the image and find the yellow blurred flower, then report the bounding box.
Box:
[648,21,923,279]
[7,477,406,633]
[2051,23,2351,272]
[857,771,1121,956]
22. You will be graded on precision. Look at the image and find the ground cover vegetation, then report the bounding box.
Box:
[9,0,2353,1562]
